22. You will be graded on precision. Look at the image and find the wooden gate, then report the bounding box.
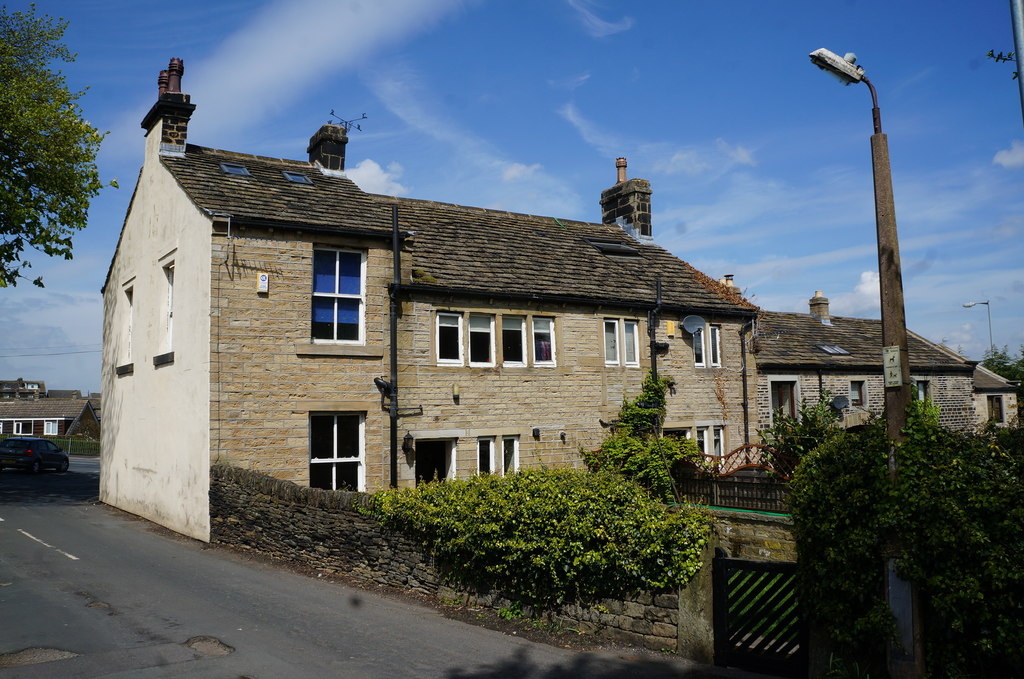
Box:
[713,548,807,678]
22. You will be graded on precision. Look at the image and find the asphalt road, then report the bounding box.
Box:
[0,457,769,679]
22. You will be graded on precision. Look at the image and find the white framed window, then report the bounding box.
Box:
[849,380,865,407]
[604,318,641,367]
[532,317,555,366]
[604,319,619,365]
[309,413,364,491]
[696,426,725,456]
[623,320,640,366]
[468,314,495,366]
[163,263,174,351]
[14,421,31,435]
[436,312,464,365]
[501,436,519,475]
[708,325,721,367]
[501,316,526,366]
[43,420,58,436]
[477,437,495,474]
[312,249,365,343]
[693,324,721,367]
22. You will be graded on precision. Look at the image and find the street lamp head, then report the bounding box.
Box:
[963,300,989,308]
[809,48,865,86]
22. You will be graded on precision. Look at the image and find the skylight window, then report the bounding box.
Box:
[816,343,850,355]
[582,237,640,257]
[282,171,312,185]
[219,162,250,176]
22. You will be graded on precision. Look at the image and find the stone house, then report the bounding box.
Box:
[972,365,1019,426]
[100,60,758,541]
[753,291,977,431]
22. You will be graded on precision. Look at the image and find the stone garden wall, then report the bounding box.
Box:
[209,464,796,656]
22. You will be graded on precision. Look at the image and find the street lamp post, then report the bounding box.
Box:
[809,48,923,679]
[962,300,994,355]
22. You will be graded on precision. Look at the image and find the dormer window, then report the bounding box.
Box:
[816,343,850,355]
[282,171,312,184]
[219,162,250,176]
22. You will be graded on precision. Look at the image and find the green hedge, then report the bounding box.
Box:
[370,468,711,607]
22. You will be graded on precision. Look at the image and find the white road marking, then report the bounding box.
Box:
[17,529,80,560]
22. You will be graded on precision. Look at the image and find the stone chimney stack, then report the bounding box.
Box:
[600,157,653,240]
[140,58,195,157]
[809,290,832,326]
[308,124,349,174]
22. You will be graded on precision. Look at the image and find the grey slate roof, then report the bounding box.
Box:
[383,196,753,313]
[754,311,974,372]
[161,145,392,234]
[974,365,1019,392]
[160,144,754,315]
[0,399,92,419]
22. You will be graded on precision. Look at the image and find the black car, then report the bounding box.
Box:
[0,437,70,473]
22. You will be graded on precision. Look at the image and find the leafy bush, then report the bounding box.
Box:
[759,394,844,459]
[789,401,1024,677]
[370,468,711,607]
[582,372,701,502]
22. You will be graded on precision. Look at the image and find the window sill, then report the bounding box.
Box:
[115,363,134,376]
[295,342,384,358]
[153,351,175,367]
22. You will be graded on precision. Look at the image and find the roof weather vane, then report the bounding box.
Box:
[328,111,368,132]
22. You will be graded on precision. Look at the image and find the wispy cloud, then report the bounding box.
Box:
[104,0,469,159]
[566,0,633,38]
[366,63,584,216]
[548,73,591,91]
[993,139,1024,169]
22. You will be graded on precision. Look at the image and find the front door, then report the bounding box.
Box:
[415,440,450,483]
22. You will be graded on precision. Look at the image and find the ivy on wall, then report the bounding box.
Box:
[787,400,1024,677]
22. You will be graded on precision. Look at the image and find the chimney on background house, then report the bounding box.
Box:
[809,290,832,326]
[600,157,653,240]
[140,58,195,156]
[308,124,349,174]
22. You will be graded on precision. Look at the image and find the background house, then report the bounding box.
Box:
[753,291,977,431]
[101,60,757,541]
[973,365,1019,427]
[0,399,100,438]
[0,379,46,400]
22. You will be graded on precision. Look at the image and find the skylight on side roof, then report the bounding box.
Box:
[282,171,312,185]
[219,162,250,176]
[582,237,640,257]
[816,343,850,355]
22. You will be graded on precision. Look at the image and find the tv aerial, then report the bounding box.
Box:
[328,110,368,132]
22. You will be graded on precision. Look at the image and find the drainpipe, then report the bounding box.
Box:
[388,205,400,488]
[739,319,755,445]
[647,278,663,381]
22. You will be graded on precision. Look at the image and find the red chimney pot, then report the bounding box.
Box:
[166,58,184,94]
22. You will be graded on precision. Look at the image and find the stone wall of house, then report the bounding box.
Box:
[755,370,977,435]
[712,509,797,562]
[209,464,723,655]
[208,228,753,492]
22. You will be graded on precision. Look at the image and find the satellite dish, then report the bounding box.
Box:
[830,395,850,410]
[681,315,706,334]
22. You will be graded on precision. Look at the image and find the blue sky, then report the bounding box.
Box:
[4,0,1022,394]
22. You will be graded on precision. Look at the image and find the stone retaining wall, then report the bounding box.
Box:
[209,464,698,652]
